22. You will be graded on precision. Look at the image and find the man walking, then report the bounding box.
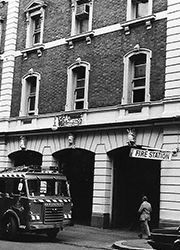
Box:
[138,195,152,239]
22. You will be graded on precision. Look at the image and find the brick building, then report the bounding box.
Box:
[0,0,179,229]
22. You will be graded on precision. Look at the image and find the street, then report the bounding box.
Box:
[0,224,139,250]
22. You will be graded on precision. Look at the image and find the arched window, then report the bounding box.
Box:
[66,59,90,111]
[122,47,152,104]
[19,69,41,116]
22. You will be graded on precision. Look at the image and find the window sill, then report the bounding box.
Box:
[66,31,94,49]
[121,14,156,35]
[21,44,45,60]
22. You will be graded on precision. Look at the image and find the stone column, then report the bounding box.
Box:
[91,144,112,228]
[41,146,57,170]
[0,0,20,118]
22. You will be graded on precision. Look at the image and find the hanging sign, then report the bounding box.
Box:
[130,148,172,161]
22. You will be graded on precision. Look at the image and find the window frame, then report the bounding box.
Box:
[126,0,153,21]
[71,0,93,36]
[66,60,90,111]
[122,48,152,105]
[19,70,41,117]
[24,0,46,48]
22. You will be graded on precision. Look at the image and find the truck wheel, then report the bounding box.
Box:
[2,216,17,240]
[47,229,58,240]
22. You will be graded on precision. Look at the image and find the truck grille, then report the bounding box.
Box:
[44,206,63,224]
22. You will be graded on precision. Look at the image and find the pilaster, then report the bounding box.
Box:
[0,0,19,118]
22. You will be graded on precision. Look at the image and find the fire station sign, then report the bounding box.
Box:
[130,148,172,161]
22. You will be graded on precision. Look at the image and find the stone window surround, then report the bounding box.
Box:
[66,0,94,49]
[121,0,154,35]
[65,58,90,111]
[22,0,46,59]
[122,45,152,106]
[19,69,41,117]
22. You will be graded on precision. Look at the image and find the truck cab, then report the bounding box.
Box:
[0,166,72,240]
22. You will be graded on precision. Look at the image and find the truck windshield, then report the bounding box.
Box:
[27,179,69,197]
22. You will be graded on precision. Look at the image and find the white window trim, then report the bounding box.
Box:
[25,0,46,48]
[71,0,93,36]
[126,0,153,21]
[66,60,90,111]
[122,47,152,105]
[19,70,41,117]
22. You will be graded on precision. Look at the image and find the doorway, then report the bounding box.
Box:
[110,146,160,230]
[9,150,42,167]
[54,148,95,225]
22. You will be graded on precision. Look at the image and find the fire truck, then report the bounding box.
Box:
[0,166,72,240]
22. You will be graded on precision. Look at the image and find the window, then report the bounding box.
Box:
[27,76,37,115]
[71,0,93,36]
[74,66,86,109]
[132,54,146,103]
[66,60,90,111]
[122,47,151,105]
[24,0,46,48]
[20,70,40,116]
[0,17,4,51]
[32,14,41,44]
[127,0,152,20]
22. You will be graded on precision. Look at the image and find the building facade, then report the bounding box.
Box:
[0,0,180,229]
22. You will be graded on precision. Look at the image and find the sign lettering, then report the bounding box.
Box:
[130,148,172,161]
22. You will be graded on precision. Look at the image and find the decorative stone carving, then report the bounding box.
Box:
[127,128,136,146]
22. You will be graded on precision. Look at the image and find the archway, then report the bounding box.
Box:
[9,150,42,167]
[53,148,95,225]
[109,146,160,230]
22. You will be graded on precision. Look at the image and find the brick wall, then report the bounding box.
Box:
[11,0,167,117]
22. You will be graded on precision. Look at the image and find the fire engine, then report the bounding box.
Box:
[0,165,72,240]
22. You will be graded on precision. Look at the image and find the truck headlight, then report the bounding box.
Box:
[30,213,41,221]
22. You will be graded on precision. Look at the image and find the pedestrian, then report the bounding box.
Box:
[138,195,152,239]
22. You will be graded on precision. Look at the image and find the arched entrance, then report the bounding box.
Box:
[9,150,42,166]
[109,146,160,230]
[53,148,95,225]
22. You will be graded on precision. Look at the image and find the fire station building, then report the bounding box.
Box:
[0,0,180,229]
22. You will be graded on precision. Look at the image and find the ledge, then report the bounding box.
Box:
[21,44,45,60]
[66,31,94,49]
[121,15,156,35]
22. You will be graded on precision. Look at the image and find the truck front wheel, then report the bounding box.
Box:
[2,216,17,240]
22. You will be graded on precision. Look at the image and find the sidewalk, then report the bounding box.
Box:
[60,224,153,250]
[113,239,152,250]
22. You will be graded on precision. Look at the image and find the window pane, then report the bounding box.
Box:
[79,19,88,33]
[34,17,41,30]
[133,78,145,87]
[29,96,35,111]
[77,66,85,79]
[76,88,84,99]
[34,33,40,44]
[133,89,145,103]
[134,54,146,65]
[77,79,85,88]
[30,77,36,93]
[134,64,146,78]
[136,1,148,18]
[75,101,84,109]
